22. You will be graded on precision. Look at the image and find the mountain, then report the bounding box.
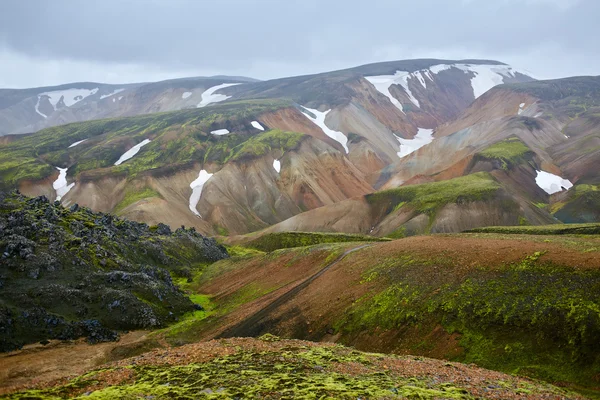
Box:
[0,59,546,236]
[0,76,258,136]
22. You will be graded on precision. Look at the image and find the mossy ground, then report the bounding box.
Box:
[466,222,600,235]
[243,231,388,252]
[366,172,501,215]
[336,249,600,395]
[475,137,533,170]
[4,337,577,399]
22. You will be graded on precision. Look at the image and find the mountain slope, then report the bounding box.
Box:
[152,234,600,393]
[0,76,258,136]
[0,100,373,235]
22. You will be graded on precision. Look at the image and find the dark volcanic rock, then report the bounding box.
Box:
[0,191,229,352]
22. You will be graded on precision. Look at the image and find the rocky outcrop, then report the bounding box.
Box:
[0,191,228,352]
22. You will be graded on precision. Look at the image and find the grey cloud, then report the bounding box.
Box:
[0,0,598,88]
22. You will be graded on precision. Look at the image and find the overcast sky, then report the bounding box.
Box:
[0,0,598,88]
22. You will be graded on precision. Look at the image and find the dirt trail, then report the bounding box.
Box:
[218,244,372,338]
[0,331,155,394]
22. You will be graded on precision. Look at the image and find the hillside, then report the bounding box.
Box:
[2,63,599,239]
[0,76,258,137]
[0,191,228,352]
[2,337,581,399]
[147,232,600,395]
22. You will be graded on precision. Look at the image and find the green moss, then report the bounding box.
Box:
[114,187,161,213]
[367,172,502,215]
[9,343,567,399]
[336,253,600,392]
[226,129,304,163]
[466,223,600,235]
[0,99,292,188]
[244,231,388,252]
[475,137,533,170]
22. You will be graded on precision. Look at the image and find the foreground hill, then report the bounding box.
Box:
[147,232,600,394]
[0,191,228,351]
[2,337,581,399]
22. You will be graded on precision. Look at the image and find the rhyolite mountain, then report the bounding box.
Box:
[2,59,598,237]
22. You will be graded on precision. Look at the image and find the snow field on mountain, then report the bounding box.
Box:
[535,170,573,194]
[197,83,241,108]
[53,167,75,201]
[189,170,213,217]
[395,128,434,158]
[251,121,265,131]
[68,139,87,148]
[301,106,349,153]
[114,139,151,166]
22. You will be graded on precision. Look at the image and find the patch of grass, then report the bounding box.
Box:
[226,129,304,163]
[7,341,571,399]
[244,231,388,252]
[476,137,533,170]
[114,187,161,213]
[466,223,600,235]
[336,252,600,392]
[366,172,502,215]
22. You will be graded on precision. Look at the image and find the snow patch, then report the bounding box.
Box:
[112,98,116,103]
[534,112,543,118]
[35,96,47,118]
[518,102,526,115]
[68,139,87,148]
[395,128,434,158]
[53,167,75,201]
[197,83,241,108]
[300,106,349,153]
[210,129,230,136]
[118,96,124,101]
[365,71,420,111]
[39,88,99,109]
[182,91,192,99]
[189,169,213,217]
[251,121,265,131]
[273,159,281,173]
[114,139,151,166]
[429,64,527,99]
[535,170,573,195]
[413,71,428,88]
[100,89,125,100]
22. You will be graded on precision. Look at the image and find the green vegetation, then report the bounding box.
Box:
[475,137,533,170]
[114,187,161,213]
[0,99,292,189]
[6,338,571,399]
[226,129,304,162]
[244,231,388,252]
[337,251,600,392]
[466,223,600,235]
[553,184,600,223]
[366,172,502,215]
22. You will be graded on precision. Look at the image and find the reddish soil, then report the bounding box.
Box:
[0,331,156,395]
[10,337,583,399]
